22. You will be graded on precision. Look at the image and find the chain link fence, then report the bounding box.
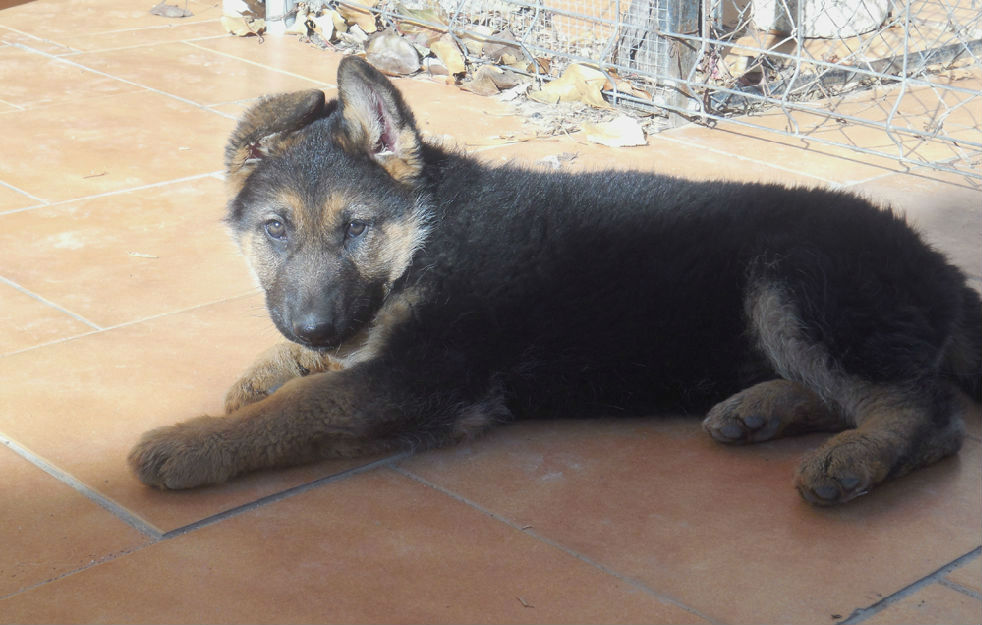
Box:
[262,0,982,180]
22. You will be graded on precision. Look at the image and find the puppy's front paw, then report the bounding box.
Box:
[128,417,235,489]
[224,375,276,414]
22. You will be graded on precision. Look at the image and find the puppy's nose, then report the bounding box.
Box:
[292,315,337,346]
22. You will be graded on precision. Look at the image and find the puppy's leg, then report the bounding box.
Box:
[793,385,964,505]
[740,281,965,505]
[703,380,848,444]
[223,342,340,413]
[130,364,507,489]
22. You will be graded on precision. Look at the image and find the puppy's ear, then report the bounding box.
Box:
[225,90,330,194]
[334,56,423,184]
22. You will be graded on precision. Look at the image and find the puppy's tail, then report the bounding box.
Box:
[945,284,982,402]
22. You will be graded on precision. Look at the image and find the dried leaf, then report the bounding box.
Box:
[150,1,192,18]
[462,66,502,96]
[310,12,335,40]
[337,4,377,33]
[366,29,420,75]
[528,64,611,109]
[459,25,494,55]
[330,9,348,33]
[430,34,465,74]
[423,56,449,76]
[221,14,265,36]
[579,116,646,147]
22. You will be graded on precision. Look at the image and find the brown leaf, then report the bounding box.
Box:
[578,116,646,147]
[366,29,420,75]
[150,1,192,18]
[337,4,377,33]
[528,64,611,109]
[462,66,502,96]
[430,34,466,74]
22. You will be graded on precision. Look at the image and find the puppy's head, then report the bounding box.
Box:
[224,57,430,351]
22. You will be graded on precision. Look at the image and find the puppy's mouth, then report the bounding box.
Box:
[302,326,372,360]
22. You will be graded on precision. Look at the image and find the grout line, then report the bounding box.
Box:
[0,543,153,602]
[0,178,48,205]
[839,547,982,624]
[0,170,224,216]
[182,40,337,89]
[654,134,842,188]
[0,97,27,111]
[5,41,239,120]
[160,452,412,539]
[64,18,223,38]
[55,30,227,58]
[391,465,721,625]
[0,275,102,330]
[937,576,982,600]
[0,288,262,359]
[0,24,82,55]
[0,433,162,539]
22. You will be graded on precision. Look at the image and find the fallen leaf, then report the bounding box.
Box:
[423,56,449,76]
[366,29,420,75]
[528,64,611,109]
[462,66,501,96]
[150,1,192,18]
[459,25,494,55]
[310,11,335,40]
[537,152,578,169]
[430,34,465,74]
[330,9,348,33]
[578,116,646,147]
[337,3,377,33]
[221,14,265,36]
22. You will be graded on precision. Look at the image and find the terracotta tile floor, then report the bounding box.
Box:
[1,1,980,623]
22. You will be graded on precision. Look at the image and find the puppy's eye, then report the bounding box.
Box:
[264,219,287,241]
[346,221,367,238]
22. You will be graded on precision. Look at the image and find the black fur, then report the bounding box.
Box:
[129,56,981,504]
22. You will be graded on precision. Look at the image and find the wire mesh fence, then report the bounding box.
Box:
[260,0,982,180]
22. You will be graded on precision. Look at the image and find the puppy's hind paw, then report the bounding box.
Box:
[793,434,878,506]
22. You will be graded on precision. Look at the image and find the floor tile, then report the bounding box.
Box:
[400,419,982,624]
[665,121,906,184]
[0,294,383,533]
[0,469,709,624]
[0,0,221,48]
[0,90,234,202]
[56,20,224,53]
[189,35,345,87]
[386,75,526,147]
[946,555,982,594]
[474,133,827,186]
[72,41,323,106]
[862,582,982,625]
[848,172,982,283]
[0,177,257,328]
[0,25,76,54]
[0,44,141,108]
[0,445,149,598]
[0,281,95,355]
[0,182,38,212]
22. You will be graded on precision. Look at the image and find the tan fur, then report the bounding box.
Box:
[337,77,423,183]
[224,342,341,413]
[721,281,968,505]
[329,286,422,368]
[224,89,326,196]
[703,379,846,444]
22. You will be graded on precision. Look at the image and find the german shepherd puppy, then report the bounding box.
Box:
[130,56,981,505]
